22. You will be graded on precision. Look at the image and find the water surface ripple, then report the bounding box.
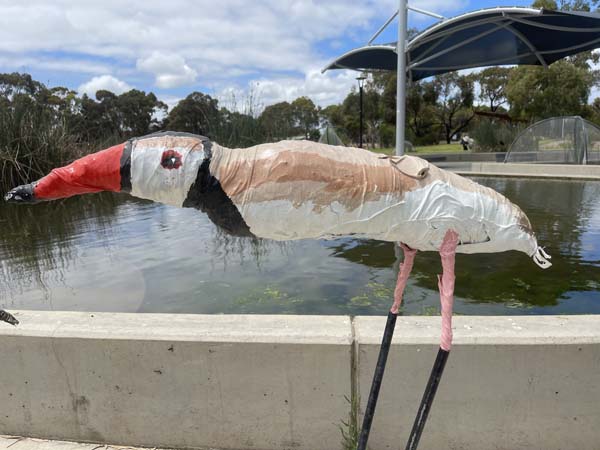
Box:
[1,177,599,315]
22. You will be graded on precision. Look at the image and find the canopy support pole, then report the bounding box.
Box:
[396,0,408,156]
[369,11,399,45]
[407,5,445,20]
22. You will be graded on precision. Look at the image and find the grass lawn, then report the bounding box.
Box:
[370,143,464,156]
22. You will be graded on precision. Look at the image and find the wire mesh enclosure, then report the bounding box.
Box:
[505,116,600,165]
[319,126,345,146]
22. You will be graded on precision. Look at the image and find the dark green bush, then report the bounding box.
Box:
[469,120,523,152]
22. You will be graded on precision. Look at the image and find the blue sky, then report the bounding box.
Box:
[0,0,538,109]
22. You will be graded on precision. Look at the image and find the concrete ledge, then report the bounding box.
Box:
[443,161,600,180]
[355,315,600,345]
[0,311,351,344]
[1,312,600,449]
[420,152,506,163]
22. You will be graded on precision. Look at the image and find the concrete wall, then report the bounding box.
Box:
[431,160,600,180]
[1,312,600,450]
[356,315,600,450]
[420,152,507,164]
[0,312,352,450]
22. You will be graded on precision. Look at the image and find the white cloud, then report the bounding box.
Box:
[0,1,465,69]
[217,68,359,110]
[78,75,132,97]
[0,0,468,106]
[0,55,112,74]
[378,0,469,24]
[137,52,197,88]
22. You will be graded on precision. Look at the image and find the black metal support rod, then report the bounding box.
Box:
[0,309,18,326]
[404,347,449,450]
[357,311,397,450]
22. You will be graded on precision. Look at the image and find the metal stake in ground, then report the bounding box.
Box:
[357,311,396,450]
[405,348,449,450]
[0,309,19,326]
[357,244,417,450]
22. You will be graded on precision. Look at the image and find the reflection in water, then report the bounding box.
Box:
[1,177,599,316]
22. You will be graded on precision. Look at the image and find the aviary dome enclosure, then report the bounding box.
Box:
[505,116,600,164]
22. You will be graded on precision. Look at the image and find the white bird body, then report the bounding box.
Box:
[210,140,538,257]
[4,132,551,267]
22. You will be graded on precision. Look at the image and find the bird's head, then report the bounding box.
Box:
[4,132,211,207]
[486,200,552,269]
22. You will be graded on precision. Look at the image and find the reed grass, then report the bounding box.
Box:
[0,100,82,192]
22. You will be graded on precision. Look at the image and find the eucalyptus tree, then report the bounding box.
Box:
[117,89,166,137]
[165,92,220,138]
[506,60,595,120]
[433,73,475,144]
[291,96,320,140]
[259,101,295,141]
[477,67,511,112]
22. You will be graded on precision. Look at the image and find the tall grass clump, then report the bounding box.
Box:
[0,97,82,192]
[470,119,524,152]
[339,394,360,450]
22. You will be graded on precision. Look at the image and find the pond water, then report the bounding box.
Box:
[1,177,599,316]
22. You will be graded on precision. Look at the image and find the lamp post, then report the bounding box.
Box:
[357,75,366,148]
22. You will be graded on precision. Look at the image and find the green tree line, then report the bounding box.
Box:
[0,72,323,190]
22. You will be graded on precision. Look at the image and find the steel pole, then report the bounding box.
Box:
[396,0,408,156]
[359,83,364,148]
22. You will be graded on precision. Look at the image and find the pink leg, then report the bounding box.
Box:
[439,230,459,351]
[390,243,417,314]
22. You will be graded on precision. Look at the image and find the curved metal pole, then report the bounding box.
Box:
[396,0,408,156]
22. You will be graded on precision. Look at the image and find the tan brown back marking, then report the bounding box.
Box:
[213,145,419,212]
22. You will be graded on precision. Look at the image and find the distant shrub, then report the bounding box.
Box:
[469,120,523,152]
[406,127,439,146]
[379,123,396,148]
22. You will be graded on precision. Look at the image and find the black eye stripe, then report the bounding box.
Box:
[120,140,132,193]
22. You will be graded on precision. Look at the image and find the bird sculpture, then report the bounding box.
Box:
[3,131,552,447]
[3,131,552,325]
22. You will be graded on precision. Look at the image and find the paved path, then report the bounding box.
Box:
[0,436,185,450]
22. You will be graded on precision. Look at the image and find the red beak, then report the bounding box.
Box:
[34,142,127,200]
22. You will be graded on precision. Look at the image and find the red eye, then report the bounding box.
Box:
[161,150,182,169]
